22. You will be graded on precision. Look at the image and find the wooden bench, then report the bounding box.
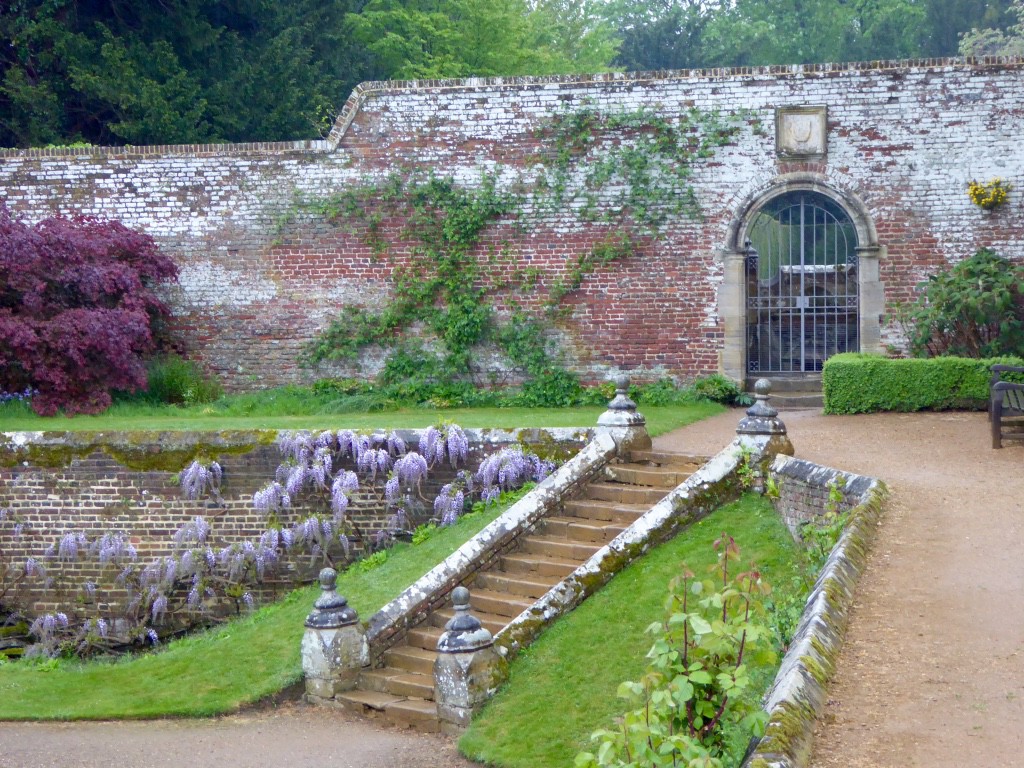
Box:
[990,364,1024,448]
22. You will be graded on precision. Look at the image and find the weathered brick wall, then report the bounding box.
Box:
[2,59,1022,388]
[770,456,878,538]
[0,429,588,618]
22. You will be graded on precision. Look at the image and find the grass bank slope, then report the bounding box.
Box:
[460,495,807,768]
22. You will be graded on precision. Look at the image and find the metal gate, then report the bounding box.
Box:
[745,193,859,374]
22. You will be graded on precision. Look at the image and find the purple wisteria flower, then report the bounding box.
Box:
[434,483,466,526]
[56,531,89,561]
[357,447,392,481]
[173,516,211,548]
[476,446,553,503]
[420,423,469,468]
[179,460,222,500]
[385,431,407,457]
[93,530,138,564]
[253,481,291,514]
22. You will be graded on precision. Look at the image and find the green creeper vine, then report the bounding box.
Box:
[296,104,755,398]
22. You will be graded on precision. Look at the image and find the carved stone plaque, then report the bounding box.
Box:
[776,106,827,159]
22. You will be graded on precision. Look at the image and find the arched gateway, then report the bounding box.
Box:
[744,192,859,374]
[719,176,884,383]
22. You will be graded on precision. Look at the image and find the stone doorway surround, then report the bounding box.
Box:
[718,172,885,383]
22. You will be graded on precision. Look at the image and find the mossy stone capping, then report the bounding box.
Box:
[743,465,888,768]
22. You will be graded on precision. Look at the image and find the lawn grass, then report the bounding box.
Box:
[0,401,725,438]
[459,494,809,768]
[0,503,508,720]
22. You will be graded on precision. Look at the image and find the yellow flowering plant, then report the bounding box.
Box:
[968,178,1011,210]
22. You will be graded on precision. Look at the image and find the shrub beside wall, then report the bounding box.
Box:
[822,353,1024,414]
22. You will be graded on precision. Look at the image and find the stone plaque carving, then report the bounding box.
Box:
[776,106,827,159]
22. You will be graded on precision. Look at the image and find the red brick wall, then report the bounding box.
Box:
[1,59,1022,388]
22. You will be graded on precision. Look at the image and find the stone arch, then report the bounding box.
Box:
[717,172,884,382]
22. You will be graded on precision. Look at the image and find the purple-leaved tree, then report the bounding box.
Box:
[0,205,178,415]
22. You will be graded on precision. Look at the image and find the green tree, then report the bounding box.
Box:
[348,0,617,79]
[959,0,1024,54]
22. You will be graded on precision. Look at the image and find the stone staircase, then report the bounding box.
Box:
[335,449,704,732]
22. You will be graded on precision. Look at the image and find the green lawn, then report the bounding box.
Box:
[459,494,809,768]
[0,504,507,720]
[0,402,725,438]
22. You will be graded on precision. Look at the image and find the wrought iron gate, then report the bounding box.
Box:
[745,193,859,374]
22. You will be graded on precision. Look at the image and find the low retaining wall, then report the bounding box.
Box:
[0,428,589,618]
[744,456,888,768]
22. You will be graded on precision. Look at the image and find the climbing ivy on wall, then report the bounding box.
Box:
[298,104,753,397]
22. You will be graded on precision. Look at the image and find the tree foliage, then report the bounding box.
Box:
[599,0,1016,72]
[0,206,178,415]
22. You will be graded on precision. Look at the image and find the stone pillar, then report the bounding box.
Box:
[597,375,652,453]
[736,378,795,463]
[433,587,509,733]
[301,567,368,700]
[856,245,885,355]
[718,247,748,382]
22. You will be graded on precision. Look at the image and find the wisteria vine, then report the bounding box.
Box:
[0,423,557,659]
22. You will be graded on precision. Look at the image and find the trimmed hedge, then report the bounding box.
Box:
[822,353,1024,414]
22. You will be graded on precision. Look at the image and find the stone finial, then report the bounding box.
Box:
[437,586,493,653]
[607,375,637,412]
[433,586,508,732]
[304,567,359,629]
[736,378,787,436]
[597,375,646,428]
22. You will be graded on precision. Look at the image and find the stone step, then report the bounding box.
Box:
[468,588,534,618]
[746,375,821,393]
[361,667,435,699]
[519,535,602,561]
[563,498,647,524]
[407,625,445,651]
[582,481,666,506]
[472,571,560,599]
[626,450,706,470]
[540,515,625,543]
[769,391,823,410]
[500,552,579,578]
[384,644,437,676]
[604,463,690,488]
[336,689,401,715]
[385,698,441,733]
[430,607,507,634]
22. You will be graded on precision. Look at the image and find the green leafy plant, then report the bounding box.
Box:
[144,354,223,406]
[902,248,1024,358]
[576,533,774,768]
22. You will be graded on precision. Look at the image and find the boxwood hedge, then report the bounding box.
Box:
[822,353,1024,414]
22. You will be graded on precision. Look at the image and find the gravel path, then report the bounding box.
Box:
[2,408,1019,767]
[655,407,1024,767]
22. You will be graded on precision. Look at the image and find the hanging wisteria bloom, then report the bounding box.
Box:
[476,446,554,504]
[434,483,466,526]
[276,430,315,464]
[93,531,138,564]
[357,447,392,481]
[179,460,223,501]
[420,423,469,468]
[253,481,291,515]
[384,431,407,457]
[56,531,89,561]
